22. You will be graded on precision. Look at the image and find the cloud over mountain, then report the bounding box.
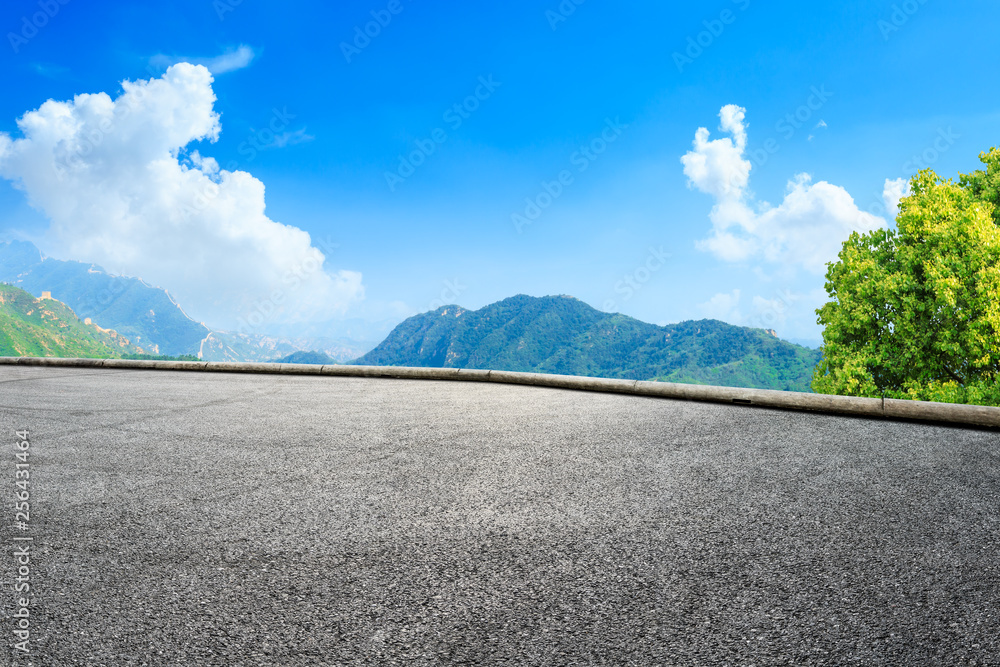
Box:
[0,63,363,329]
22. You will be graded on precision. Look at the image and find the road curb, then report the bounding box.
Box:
[2,356,999,429]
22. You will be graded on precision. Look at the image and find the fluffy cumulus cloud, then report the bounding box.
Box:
[682,105,886,274]
[680,104,751,202]
[0,63,362,329]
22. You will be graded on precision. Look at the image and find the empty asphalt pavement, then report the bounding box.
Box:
[1,365,998,666]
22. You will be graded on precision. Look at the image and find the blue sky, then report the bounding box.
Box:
[1,0,998,346]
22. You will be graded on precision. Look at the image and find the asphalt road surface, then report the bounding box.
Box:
[0,366,998,666]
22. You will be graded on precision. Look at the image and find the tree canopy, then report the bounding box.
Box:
[813,148,1000,405]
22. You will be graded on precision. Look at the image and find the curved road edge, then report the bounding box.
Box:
[2,356,998,430]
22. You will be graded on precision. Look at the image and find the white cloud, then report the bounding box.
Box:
[680,104,751,202]
[748,288,827,342]
[150,45,257,75]
[699,289,790,329]
[882,177,911,221]
[698,287,828,343]
[747,293,794,330]
[815,119,827,129]
[682,105,886,274]
[0,63,363,329]
[699,289,743,322]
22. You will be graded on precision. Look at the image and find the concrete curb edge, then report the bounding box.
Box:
[2,357,998,429]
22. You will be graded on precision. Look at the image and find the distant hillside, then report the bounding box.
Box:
[355,294,823,391]
[0,240,375,362]
[198,331,357,363]
[274,350,337,365]
[0,240,209,356]
[268,335,375,363]
[196,331,298,363]
[0,284,145,358]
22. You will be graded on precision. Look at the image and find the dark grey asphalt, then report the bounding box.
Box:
[0,366,998,666]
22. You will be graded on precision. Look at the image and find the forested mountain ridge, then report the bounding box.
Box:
[355,295,822,391]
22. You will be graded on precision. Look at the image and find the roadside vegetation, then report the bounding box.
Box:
[814,147,1000,406]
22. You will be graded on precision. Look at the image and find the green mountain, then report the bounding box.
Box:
[355,294,823,391]
[0,284,145,358]
[0,240,209,356]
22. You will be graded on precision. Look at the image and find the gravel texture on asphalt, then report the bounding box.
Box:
[0,366,998,666]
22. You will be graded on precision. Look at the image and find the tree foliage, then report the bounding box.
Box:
[814,149,1000,405]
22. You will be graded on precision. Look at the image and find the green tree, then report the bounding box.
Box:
[813,151,1000,406]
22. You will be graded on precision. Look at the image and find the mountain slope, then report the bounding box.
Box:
[355,295,822,391]
[0,240,376,361]
[0,240,209,356]
[0,284,145,358]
